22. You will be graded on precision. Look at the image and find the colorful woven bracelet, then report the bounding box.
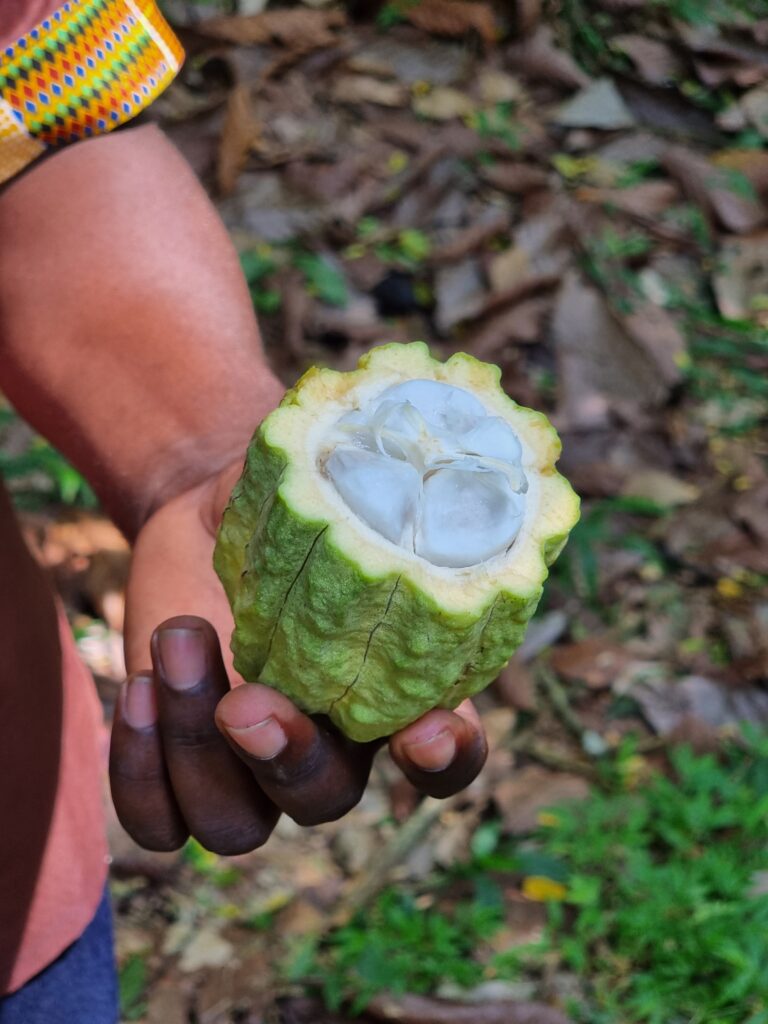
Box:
[0,0,183,185]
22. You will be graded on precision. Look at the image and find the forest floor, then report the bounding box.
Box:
[3,1,768,1021]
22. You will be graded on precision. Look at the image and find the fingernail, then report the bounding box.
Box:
[157,628,205,690]
[123,675,157,730]
[404,728,457,772]
[225,717,287,760]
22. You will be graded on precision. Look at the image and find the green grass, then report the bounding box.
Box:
[468,101,521,154]
[554,0,763,93]
[292,249,350,308]
[376,0,420,29]
[240,248,282,315]
[345,219,433,271]
[550,496,669,607]
[119,953,149,1021]
[653,0,767,25]
[294,732,768,1022]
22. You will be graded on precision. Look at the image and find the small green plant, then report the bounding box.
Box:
[652,0,764,26]
[345,220,432,271]
[294,732,768,1022]
[468,101,521,153]
[376,0,420,29]
[118,954,148,1022]
[667,295,768,435]
[554,0,628,75]
[239,248,282,315]
[541,736,768,1022]
[296,885,503,1014]
[581,226,653,313]
[614,159,662,189]
[181,838,241,888]
[550,495,668,606]
[292,250,349,308]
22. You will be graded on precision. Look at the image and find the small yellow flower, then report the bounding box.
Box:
[522,876,567,902]
[639,563,663,582]
[733,475,753,492]
[537,811,560,829]
[622,754,649,790]
[387,150,409,175]
[674,351,691,370]
[717,577,743,599]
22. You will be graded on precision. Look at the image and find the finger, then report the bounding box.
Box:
[389,700,488,799]
[109,673,188,851]
[215,684,375,827]
[152,616,279,855]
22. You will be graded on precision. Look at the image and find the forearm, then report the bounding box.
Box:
[0,125,283,537]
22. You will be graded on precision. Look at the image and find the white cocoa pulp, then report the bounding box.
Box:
[322,380,528,568]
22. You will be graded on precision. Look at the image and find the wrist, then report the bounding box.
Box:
[138,374,285,534]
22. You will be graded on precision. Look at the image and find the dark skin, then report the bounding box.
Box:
[111,617,487,854]
[0,125,488,858]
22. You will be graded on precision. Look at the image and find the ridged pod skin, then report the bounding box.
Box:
[214,343,580,742]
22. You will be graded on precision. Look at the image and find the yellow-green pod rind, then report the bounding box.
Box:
[214,342,580,741]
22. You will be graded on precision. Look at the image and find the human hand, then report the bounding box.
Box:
[110,468,488,855]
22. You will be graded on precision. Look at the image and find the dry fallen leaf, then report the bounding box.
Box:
[553,272,670,429]
[633,675,768,738]
[434,259,486,332]
[514,0,542,36]
[713,148,768,197]
[612,34,682,86]
[146,978,192,1024]
[617,81,724,146]
[217,84,261,195]
[464,296,550,359]
[713,232,768,323]
[676,25,768,88]
[431,211,511,264]
[575,181,679,219]
[413,86,476,121]
[178,924,235,973]
[477,69,526,105]
[331,75,408,107]
[367,992,572,1024]
[489,246,531,293]
[742,83,768,139]
[732,481,768,551]
[507,26,590,90]
[551,637,630,689]
[404,0,499,47]
[495,659,538,711]
[662,144,768,235]
[621,303,687,387]
[479,162,550,194]
[203,9,346,48]
[494,765,590,834]
[621,468,700,507]
[275,996,375,1024]
[555,78,636,131]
